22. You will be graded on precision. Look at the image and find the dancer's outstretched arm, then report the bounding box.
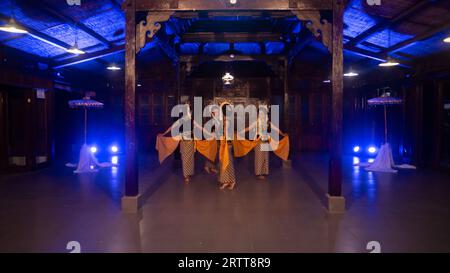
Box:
[193,119,216,139]
[237,120,257,136]
[269,122,286,137]
[162,118,183,136]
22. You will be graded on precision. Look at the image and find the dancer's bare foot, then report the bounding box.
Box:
[227,182,236,190]
[257,175,266,180]
[219,183,228,190]
[210,168,218,174]
[184,177,190,183]
[204,166,212,174]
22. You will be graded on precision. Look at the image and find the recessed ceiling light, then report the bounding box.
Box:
[443,37,450,43]
[323,80,331,83]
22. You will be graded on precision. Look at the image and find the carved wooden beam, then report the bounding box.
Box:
[292,11,332,52]
[136,11,174,53]
[181,32,283,43]
[135,0,332,11]
[180,54,284,65]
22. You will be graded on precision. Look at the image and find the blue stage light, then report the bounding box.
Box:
[111,156,118,165]
[353,146,361,153]
[111,166,118,176]
[111,145,119,153]
[90,146,98,154]
[368,146,377,154]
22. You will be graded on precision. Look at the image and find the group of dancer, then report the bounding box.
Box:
[156,101,289,191]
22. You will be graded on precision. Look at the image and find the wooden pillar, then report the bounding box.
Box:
[327,0,345,212]
[29,90,37,171]
[177,62,182,104]
[0,91,6,173]
[283,58,289,133]
[432,81,444,168]
[283,58,292,166]
[414,83,424,166]
[123,0,138,202]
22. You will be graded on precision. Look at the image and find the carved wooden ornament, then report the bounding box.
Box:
[136,11,174,53]
[293,11,332,52]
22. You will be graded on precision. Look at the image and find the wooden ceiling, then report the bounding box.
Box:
[0,0,448,74]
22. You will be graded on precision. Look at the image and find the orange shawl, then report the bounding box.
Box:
[270,135,290,161]
[219,139,230,172]
[195,140,217,162]
[155,134,180,163]
[232,138,260,157]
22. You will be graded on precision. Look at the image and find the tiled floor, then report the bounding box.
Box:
[0,153,449,253]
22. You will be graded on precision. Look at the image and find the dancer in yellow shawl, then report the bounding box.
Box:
[238,104,287,180]
[218,103,236,190]
[160,103,195,183]
[203,106,220,175]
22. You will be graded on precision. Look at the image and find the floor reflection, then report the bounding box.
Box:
[1,154,450,252]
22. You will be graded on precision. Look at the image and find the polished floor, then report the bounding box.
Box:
[0,153,450,253]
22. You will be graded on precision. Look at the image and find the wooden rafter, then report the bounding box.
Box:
[343,45,386,62]
[156,26,179,63]
[52,45,125,69]
[0,14,71,51]
[179,54,284,65]
[173,11,295,19]
[344,45,411,68]
[346,0,439,47]
[382,20,450,55]
[25,1,114,48]
[133,0,332,11]
[52,37,125,61]
[287,34,313,64]
[181,32,283,43]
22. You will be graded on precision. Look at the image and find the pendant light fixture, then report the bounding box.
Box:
[344,67,359,77]
[106,64,121,71]
[222,61,235,85]
[379,28,400,67]
[0,1,28,34]
[0,18,28,34]
[379,57,400,67]
[66,23,85,55]
[222,72,234,85]
[107,53,121,71]
[344,71,359,77]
